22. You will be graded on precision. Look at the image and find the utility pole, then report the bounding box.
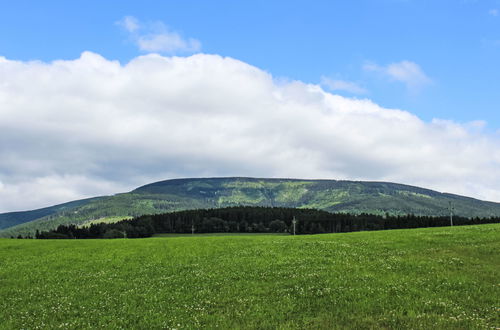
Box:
[292,216,297,235]
[448,201,454,227]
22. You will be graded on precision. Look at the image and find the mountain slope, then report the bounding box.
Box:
[1,177,500,237]
[0,197,103,230]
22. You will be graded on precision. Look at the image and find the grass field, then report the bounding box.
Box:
[0,224,499,329]
[152,232,290,237]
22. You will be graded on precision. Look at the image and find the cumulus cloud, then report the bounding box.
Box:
[0,52,499,212]
[364,60,432,93]
[117,15,139,32]
[320,77,367,94]
[116,16,201,54]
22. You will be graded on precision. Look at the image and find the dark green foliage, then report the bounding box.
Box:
[269,219,287,232]
[102,229,126,239]
[34,206,500,239]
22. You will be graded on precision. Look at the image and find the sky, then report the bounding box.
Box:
[0,0,500,212]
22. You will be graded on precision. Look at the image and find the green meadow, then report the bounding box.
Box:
[0,224,499,329]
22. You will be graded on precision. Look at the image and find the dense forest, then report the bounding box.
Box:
[27,206,500,239]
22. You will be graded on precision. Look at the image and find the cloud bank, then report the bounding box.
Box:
[0,52,499,212]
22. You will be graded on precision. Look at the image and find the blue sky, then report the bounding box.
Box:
[1,0,499,128]
[1,0,500,211]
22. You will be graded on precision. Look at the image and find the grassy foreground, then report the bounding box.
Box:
[0,225,498,329]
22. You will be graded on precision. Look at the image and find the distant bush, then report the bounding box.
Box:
[37,232,70,239]
[103,229,125,239]
[269,219,287,232]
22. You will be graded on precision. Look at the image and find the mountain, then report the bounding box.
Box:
[0,197,103,231]
[1,177,500,237]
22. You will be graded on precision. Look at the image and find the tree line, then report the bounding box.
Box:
[23,206,500,239]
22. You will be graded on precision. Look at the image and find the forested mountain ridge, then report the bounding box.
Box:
[1,177,500,237]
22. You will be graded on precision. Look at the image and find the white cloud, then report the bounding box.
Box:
[116,16,201,54]
[117,15,139,32]
[364,60,432,92]
[320,77,367,94]
[0,52,499,212]
[489,9,498,16]
[137,33,201,53]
